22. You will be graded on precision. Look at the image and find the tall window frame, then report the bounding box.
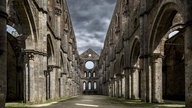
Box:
[94,81,97,90]
[88,81,91,90]
[83,82,86,91]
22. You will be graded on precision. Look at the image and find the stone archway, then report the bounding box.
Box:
[163,29,184,101]
[148,1,185,103]
[6,0,37,102]
[6,0,42,103]
[6,33,24,102]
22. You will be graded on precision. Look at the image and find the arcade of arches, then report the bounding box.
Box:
[0,0,192,108]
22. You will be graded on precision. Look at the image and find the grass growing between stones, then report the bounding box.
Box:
[5,96,78,108]
[106,97,185,108]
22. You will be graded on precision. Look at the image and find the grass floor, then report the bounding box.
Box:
[106,97,185,108]
[5,96,76,108]
[5,96,186,108]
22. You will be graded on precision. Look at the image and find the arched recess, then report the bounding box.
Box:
[130,38,140,68]
[7,0,38,49]
[60,53,64,72]
[47,35,55,65]
[46,35,55,100]
[149,2,185,101]
[6,1,38,102]
[130,38,141,99]
[149,2,184,53]
[6,33,24,102]
[83,81,86,92]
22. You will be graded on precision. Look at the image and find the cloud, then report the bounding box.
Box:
[66,0,116,54]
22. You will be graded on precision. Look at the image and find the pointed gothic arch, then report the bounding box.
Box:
[148,1,185,102]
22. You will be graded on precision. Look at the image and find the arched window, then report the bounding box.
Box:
[6,25,20,37]
[83,82,86,91]
[94,82,97,90]
[88,82,91,90]
[89,72,91,77]
[93,72,96,77]
[84,72,87,77]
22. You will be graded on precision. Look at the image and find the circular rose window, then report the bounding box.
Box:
[85,61,94,69]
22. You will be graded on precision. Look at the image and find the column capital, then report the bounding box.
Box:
[25,52,34,61]
[151,53,164,60]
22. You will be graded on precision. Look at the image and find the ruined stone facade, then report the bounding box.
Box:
[0,0,80,107]
[1,0,192,108]
[79,49,100,95]
[99,0,192,107]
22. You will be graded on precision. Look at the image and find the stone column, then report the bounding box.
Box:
[114,77,118,97]
[128,69,132,99]
[27,52,36,103]
[124,69,129,99]
[109,80,112,97]
[0,0,7,107]
[140,0,151,102]
[131,67,139,99]
[45,70,50,100]
[184,0,192,107]
[117,76,122,97]
[151,53,163,103]
[50,68,56,99]
[122,74,125,98]
[112,78,115,97]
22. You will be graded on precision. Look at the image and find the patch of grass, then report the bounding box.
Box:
[105,97,185,108]
[5,96,78,108]
[5,102,27,108]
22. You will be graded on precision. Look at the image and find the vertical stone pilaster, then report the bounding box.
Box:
[50,68,56,99]
[140,0,150,102]
[128,70,132,99]
[27,52,36,102]
[0,0,7,107]
[45,70,50,100]
[184,1,192,107]
[151,53,163,103]
[24,55,29,102]
[131,67,139,99]
[63,74,67,97]
[114,78,118,97]
[112,81,115,97]
[60,75,64,97]
[119,76,122,97]
[109,81,112,97]
[124,69,129,99]
[122,75,126,98]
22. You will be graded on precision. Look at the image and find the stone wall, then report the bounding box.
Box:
[99,0,192,107]
[79,49,100,95]
[1,0,81,106]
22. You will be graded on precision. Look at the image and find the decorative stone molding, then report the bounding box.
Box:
[55,7,62,16]
[48,65,60,72]
[24,49,47,56]
[48,65,54,71]
[27,52,34,61]
[151,53,164,62]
